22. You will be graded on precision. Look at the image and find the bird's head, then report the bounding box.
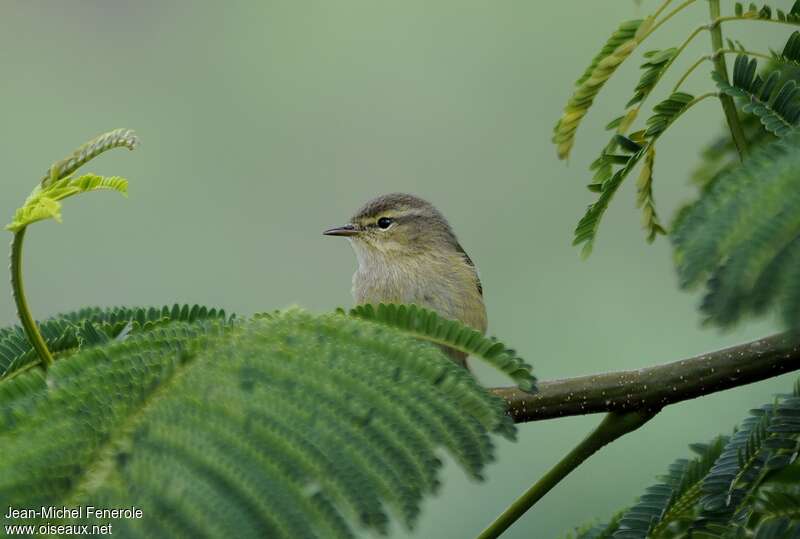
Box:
[323,193,459,261]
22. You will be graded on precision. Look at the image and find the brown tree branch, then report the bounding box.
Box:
[493,332,800,423]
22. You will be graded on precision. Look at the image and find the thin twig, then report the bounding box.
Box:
[477,410,657,539]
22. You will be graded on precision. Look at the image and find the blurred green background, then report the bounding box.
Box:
[0,1,791,537]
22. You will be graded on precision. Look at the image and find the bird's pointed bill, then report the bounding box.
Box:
[323,224,358,237]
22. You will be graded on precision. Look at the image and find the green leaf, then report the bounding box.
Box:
[672,130,800,328]
[612,437,726,539]
[561,511,624,539]
[349,303,535,392]
[734,1,800,22]
[6,128,138,232]
[553,19,650,159]
[0,308,515,537]
[575,20,644,87]
[6,174,128,232]
[562,376,800,539]
[635,146,666,243]
[41,128,138,186]
[776,30,800,67]
[713,55,800,137]
[643,92,694,138]
[573,146,646,257]
[627,47,678,107]
[574,92,695,255]
[0,304,230,379]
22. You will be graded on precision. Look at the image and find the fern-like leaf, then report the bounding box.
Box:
[0,309,516,538]
[349,303,535,392]
[627,48,678,107]
[41,127,138,186]
[752,517,800,539]
[574,143,646,256]
[690,387,800,534]
[734,1,800,23]
[714,55,800,137]
[611,438,726,539]
[635,146,666,243]
[757,488,800,521]
[6,174,128,231]
[776,31,800,68]
[553,18,651,160]
[562,512,624,539]
[691,52,800,188]
[573,93,693,255]
[672,130,800,328]
[0,304,230,379]
[561,377,800,539]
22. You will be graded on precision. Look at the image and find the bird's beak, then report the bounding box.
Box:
[323,224,359,237]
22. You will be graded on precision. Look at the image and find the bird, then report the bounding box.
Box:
[323,193,486,369]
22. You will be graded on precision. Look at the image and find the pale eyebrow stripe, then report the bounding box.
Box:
[392,209,426,219]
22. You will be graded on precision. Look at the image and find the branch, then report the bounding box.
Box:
[493,332,800,423]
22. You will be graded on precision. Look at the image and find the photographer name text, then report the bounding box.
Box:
[5,506,142,520]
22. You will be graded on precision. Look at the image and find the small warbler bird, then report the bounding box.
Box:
[324,193,487,369]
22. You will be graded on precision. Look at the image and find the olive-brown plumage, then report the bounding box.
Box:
[324,193,486,369]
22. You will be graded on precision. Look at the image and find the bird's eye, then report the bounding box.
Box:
[377,217,393,229]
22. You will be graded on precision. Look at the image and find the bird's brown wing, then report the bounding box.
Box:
[455,242,483,296]
[441,346,470,371]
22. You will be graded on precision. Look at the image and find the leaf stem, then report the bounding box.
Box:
[708,0,749,157]
[716,14,800,28]
[642,0,698,41]
[672,49,773,92]
[620,23,708,132]
[9,228,53,368]
[476,410,657,539]
[651,0,675,21]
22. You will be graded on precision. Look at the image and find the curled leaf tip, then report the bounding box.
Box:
[42,128,139,187]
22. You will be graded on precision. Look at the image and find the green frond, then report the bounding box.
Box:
[574,93,693,255]
[0,308,515,538]
[757,488,800,521]
[672,130,800,328]
[751,517,800,539]
[734,1,800,22]
[776,31,800,67]
[714,55,800,137]
[574,143,647,257]
[41,128,138,186]
[635,146,666,243]
[612,437,726,539]
[560,376,800,539]
[0,304,230,379]
[574,21,643,87]
[643,92,695,138]
[693,406,774,530]
[691,55,800,188]
[690,391,800,535]
[562,511,624,539]
[349,303,535,392]
[6,174,128,231]
[553,18,651,160]
[627,48,678,107]
[690,112,772,188]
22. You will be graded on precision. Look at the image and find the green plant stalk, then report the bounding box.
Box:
[672,49,772,92]
[641,0,698,41]
[476,410,657,539]
[708,0,748,158]
[10,228,53,368]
